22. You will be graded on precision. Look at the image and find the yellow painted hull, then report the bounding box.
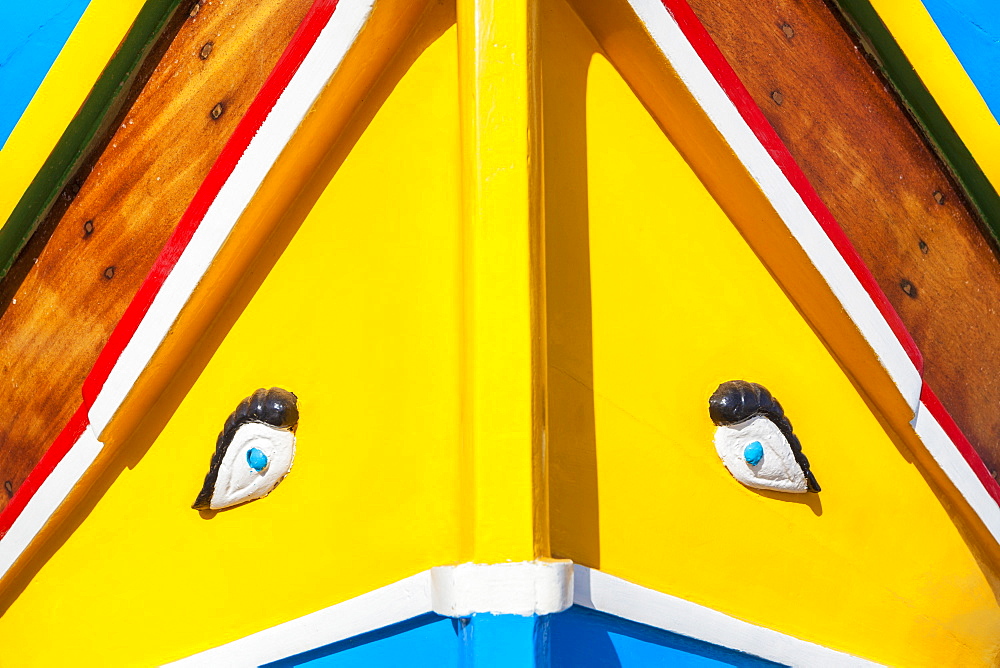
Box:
[0,0,999,665]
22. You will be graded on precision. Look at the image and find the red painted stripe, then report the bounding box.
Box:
[0,0,339,542]
[920,384,1000,506]
[661,0,1000,513]
[0,406,89,538]
[84,0,340,403]
[660,0,923,373]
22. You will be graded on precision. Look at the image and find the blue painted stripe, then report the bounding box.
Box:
[0,1,93,150]
[262,614,459,668]
[921,0,1000,123]
[550,606,787,667]
[459,614,543,668]
[261,607,788,666]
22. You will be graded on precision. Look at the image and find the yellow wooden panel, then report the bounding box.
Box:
[547,50,1000,665]
[456,0,543,563]
[0,25,463,667]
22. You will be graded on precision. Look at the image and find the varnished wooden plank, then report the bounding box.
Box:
[0,0,314,512]
[0,0,185,281]
[686,0,1000,475]
[836,0,1000,241]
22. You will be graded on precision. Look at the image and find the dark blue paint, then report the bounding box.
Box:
[549,607,787,667]
[744,441,764,466]
[247,447,268,472]
[922,0,1000,123]
[0,1,93,149]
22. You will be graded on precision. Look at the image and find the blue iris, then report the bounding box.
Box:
[247,447,269,472]
[744,441,764,466]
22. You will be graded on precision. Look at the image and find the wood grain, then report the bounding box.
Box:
[685,0,1000,475]
[0,0,314,512]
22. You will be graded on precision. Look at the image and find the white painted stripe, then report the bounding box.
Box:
[0,0,376,594]
[88,0,376,436]
[164,571,434,667]
[0,427,104,581]
[912,402,1000,543]
[627,0,922,414]
[574,565,879,667]
[171,562,866,665]
[430,560,574,616]
[624,0,1000,544]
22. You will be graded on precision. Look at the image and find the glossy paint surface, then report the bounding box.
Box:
[0,0,148,231]
[266,615,458,668]
[864,0,1000,214]
[461,614,542,668]
[456,0,543,563]
[550,607,781,667]
[921,0,1000,122]
[266,608,770,668]
[0,2,93,149]
[190,606,795,667]
[0,0,315,521]
[1,0,998,664]
[224,613,541,668]
[0,23,464,666]
[544,4,1000,661]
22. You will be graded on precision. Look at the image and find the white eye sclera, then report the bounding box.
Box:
[212,423,295,508]
[714,415,808,493]
[192,387,299,511]
[708,380,819,494]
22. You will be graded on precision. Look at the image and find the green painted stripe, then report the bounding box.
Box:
[834,0,1000,244]
[0,0,186,280]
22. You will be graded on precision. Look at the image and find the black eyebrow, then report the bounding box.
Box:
[192,387,299,510]
[709,380,820,492]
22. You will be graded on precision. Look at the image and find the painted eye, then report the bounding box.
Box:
[247,447,269,473]
[709,380,820,494]
[192,387,299,511]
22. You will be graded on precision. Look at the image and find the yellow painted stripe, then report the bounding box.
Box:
[0,0,148,226]
[868,0,1000,198]
[457,0,543,561]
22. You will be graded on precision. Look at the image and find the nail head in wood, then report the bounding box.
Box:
[62,179,82,202]
[199,42,214,60]
[3,481,12,498]
[918,239,929,254]
[189,1,201,17]
[781,23,795,39]
[900,278,917,298]
[933,190,946,205]
[103,266,116,280]
[770,90,783,106]
[83,220,95,237]
[210,102,225,120]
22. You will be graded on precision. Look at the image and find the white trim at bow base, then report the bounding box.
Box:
[166,561,874,667]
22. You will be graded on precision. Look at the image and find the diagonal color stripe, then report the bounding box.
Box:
[921,0,1000,124]
[169,563,874,666]
[0,0,377,593]
[0,2,93,150]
